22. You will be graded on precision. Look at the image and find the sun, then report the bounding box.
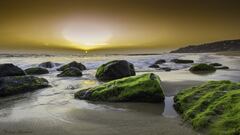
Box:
[62,22,112,49]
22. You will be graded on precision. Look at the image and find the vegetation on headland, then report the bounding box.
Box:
[75,73,164,102]
[174,81,240,135]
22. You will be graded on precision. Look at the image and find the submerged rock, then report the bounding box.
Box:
[154,59,166,64]
[215,66,229,70]
[171,59,194,64]
[57,61,86,71]
[75,73,164,102]
[95,60,136,81]
[174,81,240,135]
[39,61,60,68]
[25,67,49,75]
[209,63,222,67]
[0,63,25,77]
[189,63,216,73]
[0,76,49,97]
[160,67,171,72]
[57,67,82,77]
[149,64,160,68]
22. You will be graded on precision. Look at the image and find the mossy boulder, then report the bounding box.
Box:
[174,81,240,135]
[57,67,82,77]
[189,64,216,73]
[171,59,194,64]
[57,61,86,71]
[39,61,60,68]
[96,60,135,81]
[75,73,164,102]
[0,76,49,97]
[25,67,49,75]
[0,63,25,77]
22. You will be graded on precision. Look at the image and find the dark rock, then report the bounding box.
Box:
[25,67,49,75]
[95,60,135,81]
[0,76,49,97]
[57,67,82,77]
[149,64,160,68]
[57,61,86,71]
[215,66,229,70]
[171,59,194,64]
[39,61,60,68]
[160,67,171,72]
[154,59,166,64]
[209,63,222,67]
[189,63,216,73]
[171,39,240,53]
[75,73,164,102]
[0,63,25,77]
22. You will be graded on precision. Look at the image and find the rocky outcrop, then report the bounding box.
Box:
[0,76,49,97]
[0,64,25,77]
[95,60,135,81]
[25,67,49,75]
[174,81,240,135]
[171,39,240,53]
[57,67,82,77]
[57,61,86,71]
[75,73,164,102]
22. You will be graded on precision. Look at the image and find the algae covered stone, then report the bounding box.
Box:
[57,67,82,77]
[174,81,240,135]
[25,67,49,75]
[189,63,216,73]
[57,61,86,71]
[0,76,49,97]
[75,73,164,102]
[0,63,25,77]
[95,60,135,81]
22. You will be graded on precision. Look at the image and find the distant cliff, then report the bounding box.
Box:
[171,39,240,53]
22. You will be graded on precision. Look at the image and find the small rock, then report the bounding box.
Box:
[171,59,194,64]
[25,67,49,75]
[57,67,82,77]
[57,61,86,71]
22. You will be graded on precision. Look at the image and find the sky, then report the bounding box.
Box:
[0,0,240,54]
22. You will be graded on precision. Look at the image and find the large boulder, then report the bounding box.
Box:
[174,81,240,135]
[0,76,49,97]
[171,59,194,64]
[39,61,60,68]
[25,67,49,75]
[95,60,135,81]
[189,63,216,73]
[75,73,164,102]
[57,67,82,77]
[0,63,25,77]
[57,61,86,71]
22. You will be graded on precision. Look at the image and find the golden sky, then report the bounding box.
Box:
[0,0,240,53]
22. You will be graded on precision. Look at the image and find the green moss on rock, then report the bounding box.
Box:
[25,67,49,75]
[57,67,82,77]
[0,76,49,97]
[189,63,216,73]
[75,73,164,102]
[174,81,240,135]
